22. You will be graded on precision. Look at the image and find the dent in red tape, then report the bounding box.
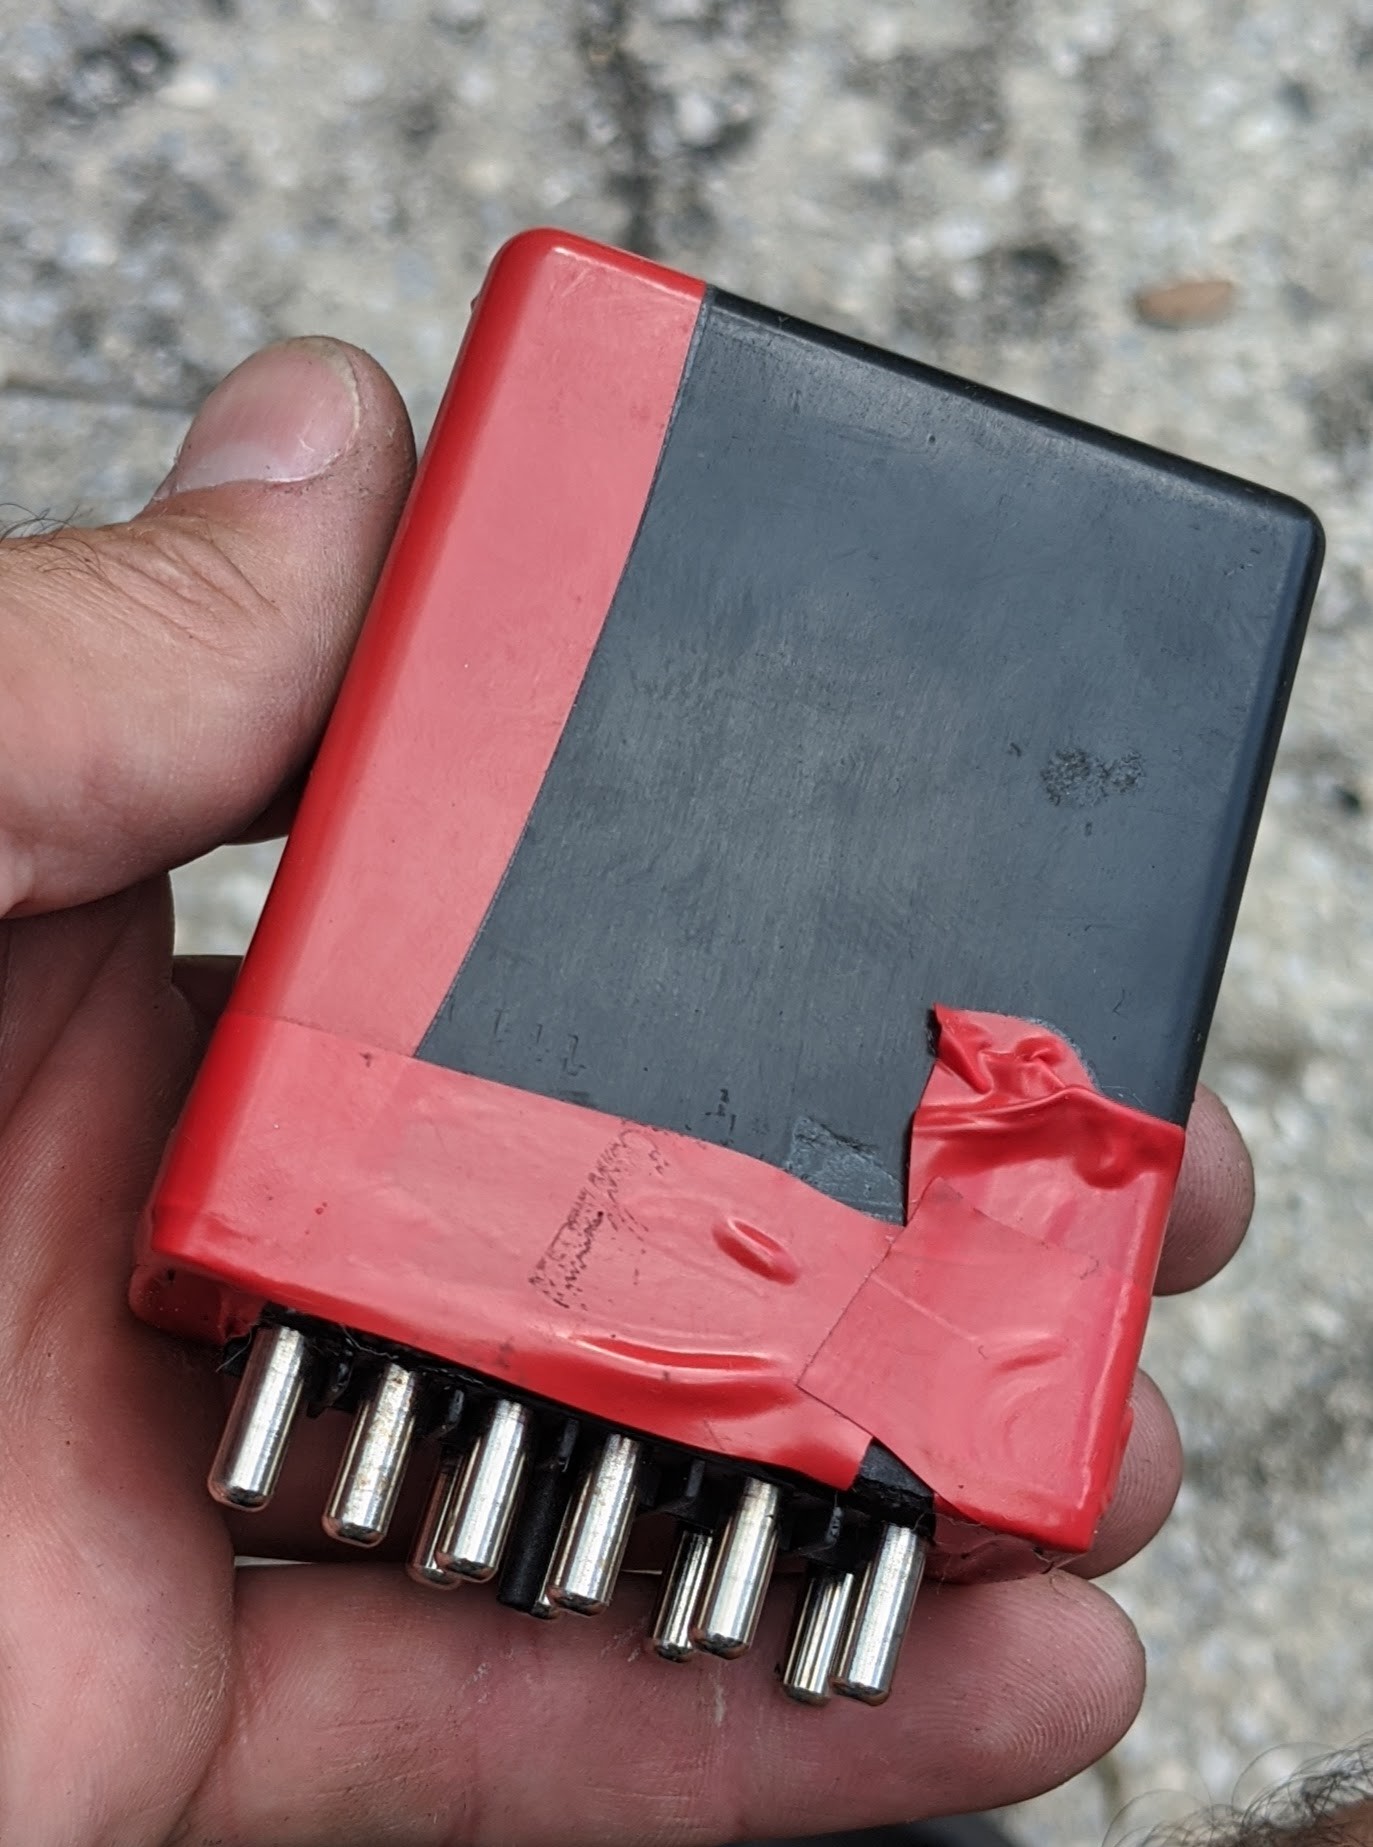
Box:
[136,1005,1182,1556]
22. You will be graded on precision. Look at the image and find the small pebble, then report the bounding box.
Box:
[1133,276,1237,328]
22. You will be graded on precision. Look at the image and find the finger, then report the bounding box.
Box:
[1155,1085,1255,1295]
[0,885,187,1312]
[0,337,415,918]
[184,1564,1142,1844]
[0,884,235,1843]
[1070,1371,1181,1579]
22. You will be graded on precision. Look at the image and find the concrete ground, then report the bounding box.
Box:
[3,1,1372,1840]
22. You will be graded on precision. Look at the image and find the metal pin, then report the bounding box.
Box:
[528,1530,565,1621]
[651,1524,715,1661]
[322,1359,420,1546]
[209,1322,311,1510]
[530,1588,561,1618]
[546,1431,642,1614]
[780,1566,856,1704]
[407,1449,465,1587]
[436,1397,532,1581]
[833,1523,926,1705]
[524,1466,580,1621]
[692,1476,782,1658]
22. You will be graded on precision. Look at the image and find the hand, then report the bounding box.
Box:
[0,337,1255,1846]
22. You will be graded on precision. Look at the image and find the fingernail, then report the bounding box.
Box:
[154,338,361,498]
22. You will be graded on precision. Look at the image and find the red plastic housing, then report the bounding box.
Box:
[133,231,1185,1565]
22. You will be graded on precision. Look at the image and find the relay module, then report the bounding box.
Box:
[132,230,1321,1706]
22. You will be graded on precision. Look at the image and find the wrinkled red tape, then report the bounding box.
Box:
[135,1005,1182,1561]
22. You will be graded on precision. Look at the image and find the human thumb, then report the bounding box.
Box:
[0,336,416,916]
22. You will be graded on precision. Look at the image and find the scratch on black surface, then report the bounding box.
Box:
[1039,746,1144,808]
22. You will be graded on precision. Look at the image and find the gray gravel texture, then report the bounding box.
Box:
[3,1,1373,1841]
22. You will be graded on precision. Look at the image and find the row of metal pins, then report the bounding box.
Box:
[648,1474,781,1664]
[210,1325,428,1551]
[208,1327,646,1610]
[209,1326,926,1703]
[789,1523,927,1705]
[651,1491,927,1705]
